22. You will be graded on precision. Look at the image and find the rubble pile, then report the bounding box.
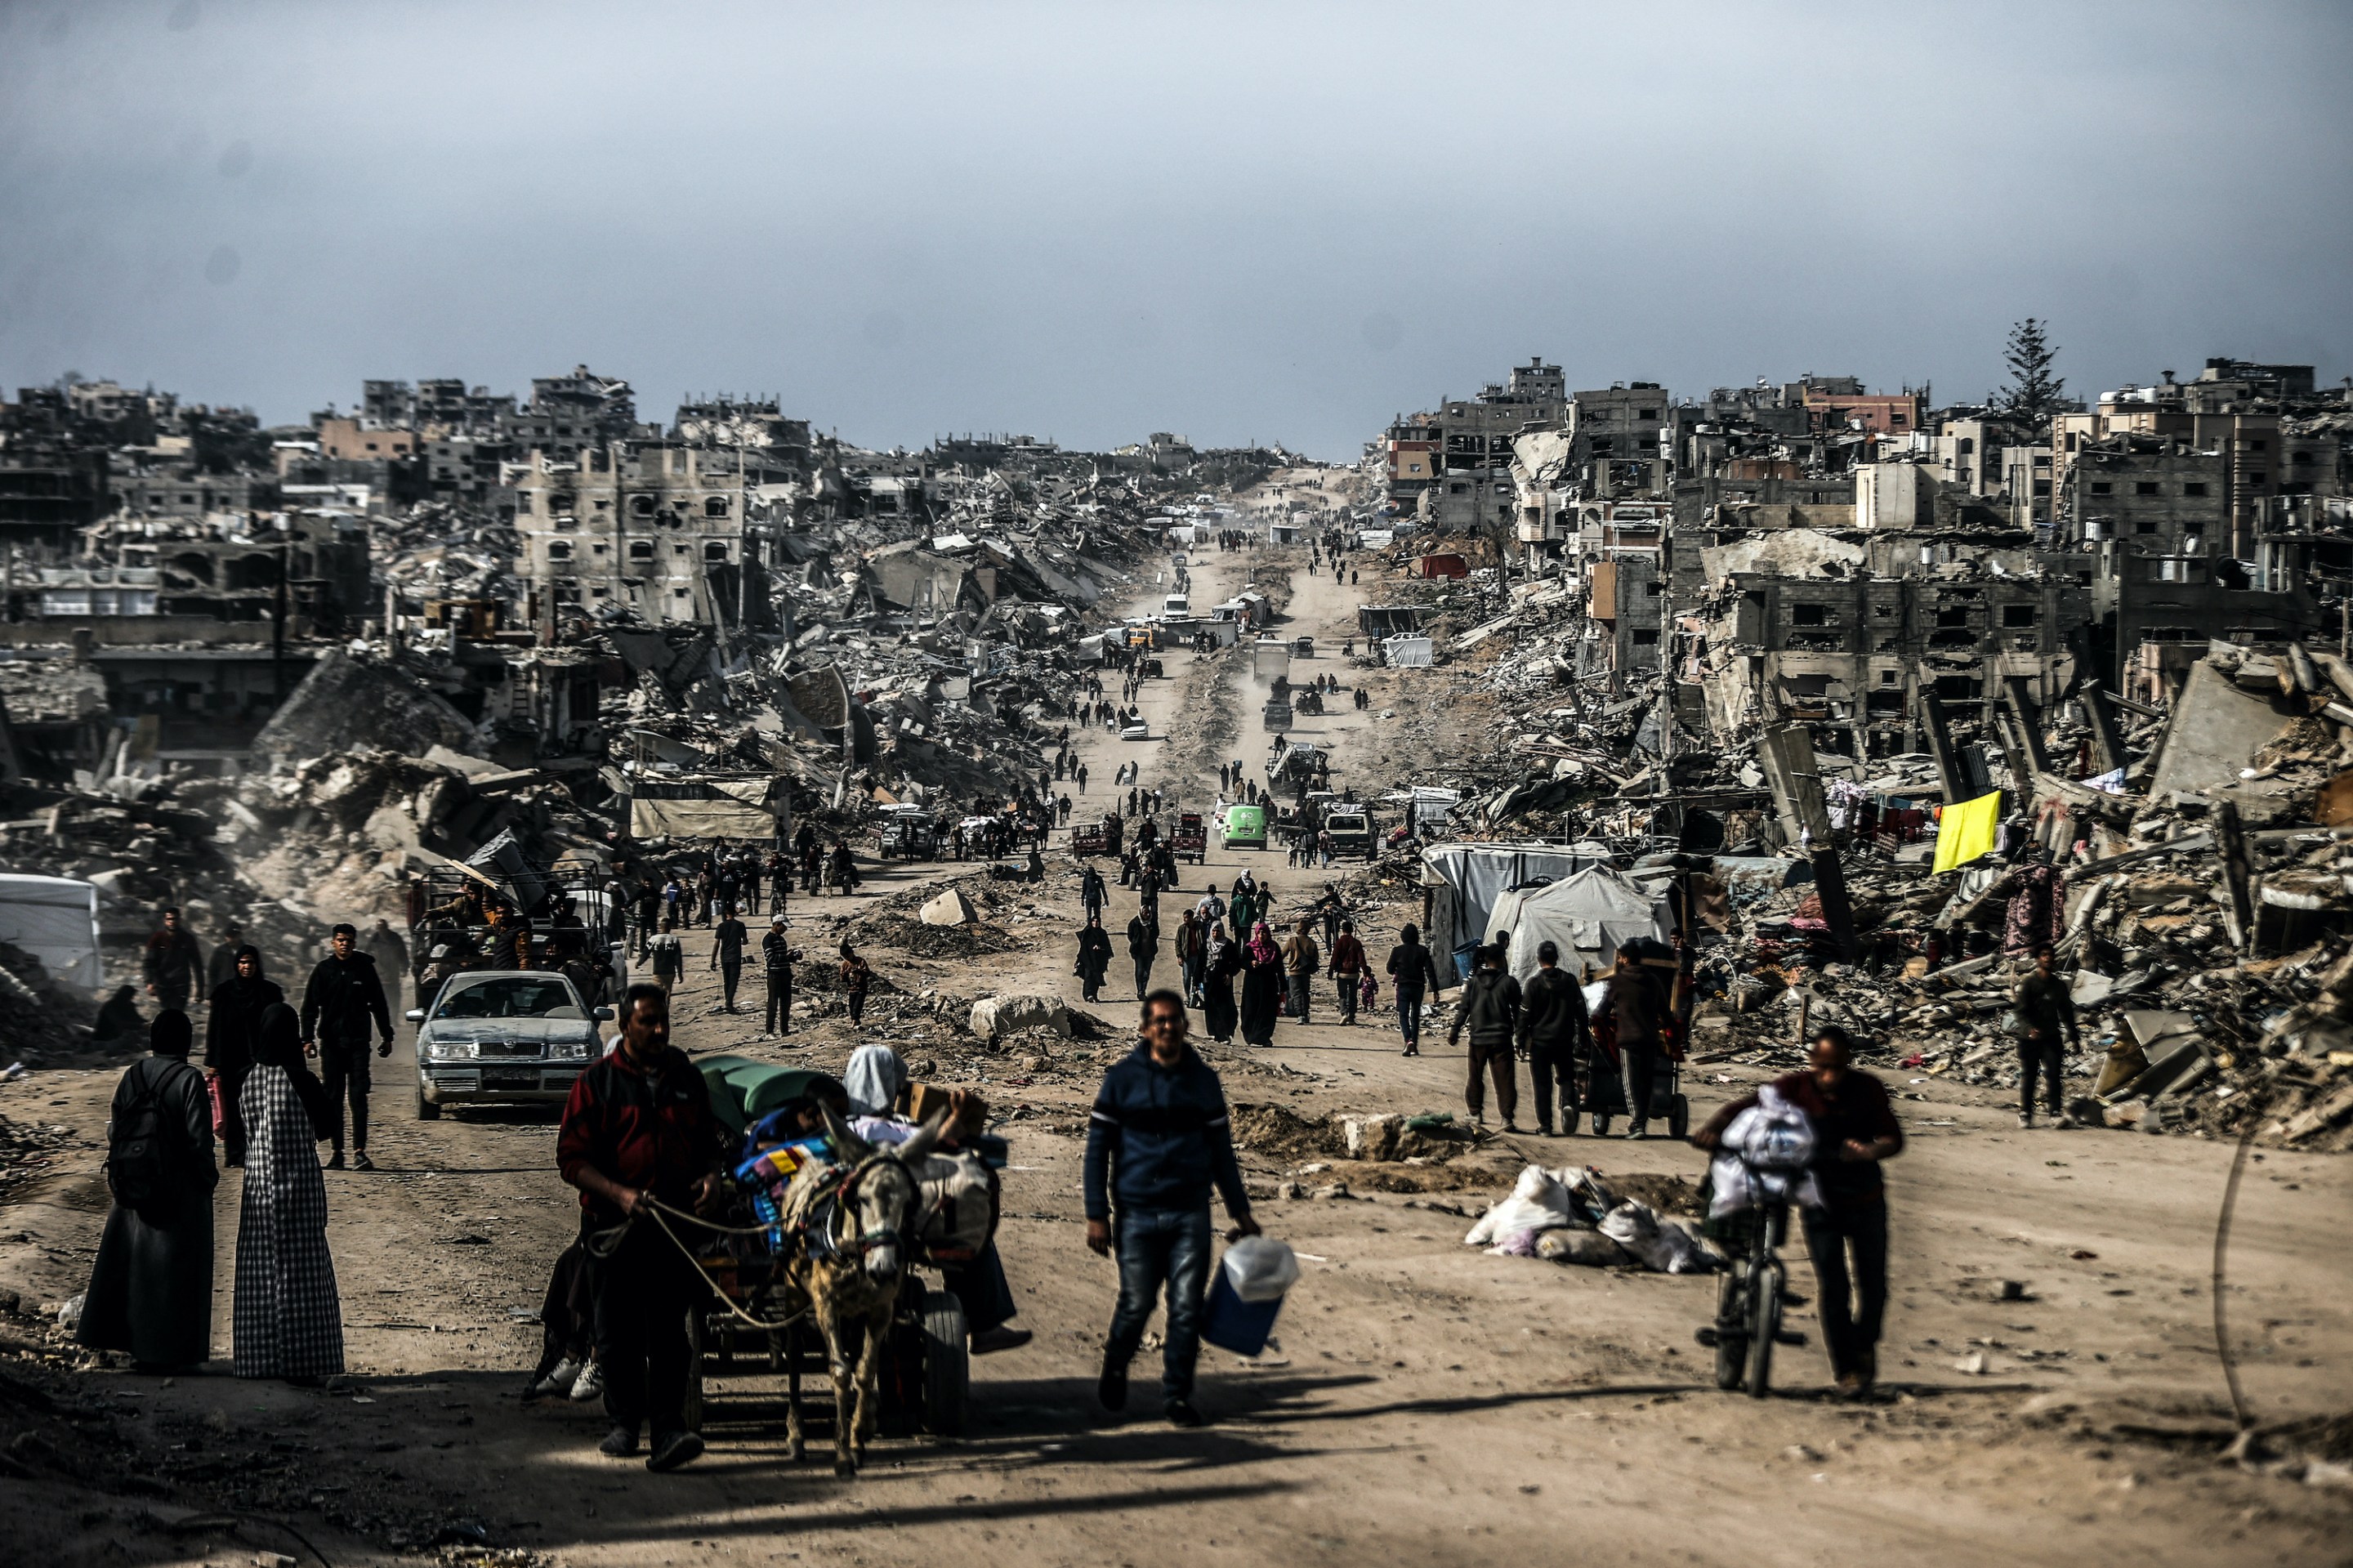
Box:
[839,876,1035,960]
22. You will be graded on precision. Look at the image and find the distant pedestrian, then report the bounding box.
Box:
[299,923,393,1173]
[1127,911,1158,999]
[1448,945,1521,1131]
[1239,922,1284,1047]
[207,922,245,998]
[839,940,873,1027]
[2011,945,2079,1128]
[143,907,203,1011]
[79,1011,217,1371]
[1516,940,1591,1137]
[1599,949,1664,1140]
[204,945,281,1168]
[1075,914,1114,1003]
[1281,919,1319,1024]
[710,910,748,1012]
[1328,918,1364,1023]
[761,916,795,1037]
[642,905,685,985]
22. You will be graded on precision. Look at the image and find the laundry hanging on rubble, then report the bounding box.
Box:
[1931,789,2002,875]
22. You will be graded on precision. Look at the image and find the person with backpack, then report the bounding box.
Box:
[1691,1025,1904,1400]
[78,1011,217,1370]
[1447,945,1523,1130]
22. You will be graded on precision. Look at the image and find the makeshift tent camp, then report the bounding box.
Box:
[1421,842,1612,979]
[1490,865,1675,983]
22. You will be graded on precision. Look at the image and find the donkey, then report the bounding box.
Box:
[779,1107,947,1475]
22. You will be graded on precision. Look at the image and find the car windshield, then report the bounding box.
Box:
[435,976,583,1021]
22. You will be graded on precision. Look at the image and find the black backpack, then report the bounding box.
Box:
[105,1061,188,1216]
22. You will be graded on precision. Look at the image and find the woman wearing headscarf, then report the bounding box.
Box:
[234,1003,345,1383]
[836,1045,1029,1356]
[842,1043,909,1131]
[1074,913,1114,1004]
[78,1012,217,1370]
[204,945,282,1168]
[1239,920,1284,1048]
[1200,921,1240,1045]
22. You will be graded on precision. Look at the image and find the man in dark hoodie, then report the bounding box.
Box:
[143,907,203,1011]
[1084,989,1259,1429]
[299,923,395,1172]
[1448,945,1522,1131]
[1516,940,1592,1137]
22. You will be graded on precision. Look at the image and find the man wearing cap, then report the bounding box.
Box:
[760,916,796,1038]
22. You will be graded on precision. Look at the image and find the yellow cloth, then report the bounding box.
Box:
[1931,789,2003,873]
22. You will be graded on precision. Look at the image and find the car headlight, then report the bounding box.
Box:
[550,1037,594,1061]
[421,1037,474,1062]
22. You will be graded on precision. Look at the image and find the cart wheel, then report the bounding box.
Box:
[1561,1106,1580,1136]
[919,1289,969,1438]
[1592,1114,1610,1137]
[1668,1094,1690,1140]
[416,1087,440,1120]
[682,1308,705,1430]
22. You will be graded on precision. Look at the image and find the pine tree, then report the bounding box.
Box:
[1998,318,2065,427]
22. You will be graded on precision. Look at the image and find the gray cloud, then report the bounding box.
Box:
[2,1,2347,454]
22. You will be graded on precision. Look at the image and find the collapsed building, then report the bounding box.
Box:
[0,364,1302,1056]
[1355,352,2353,1150]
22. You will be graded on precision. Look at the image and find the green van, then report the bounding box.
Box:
[1221,804,1268,851]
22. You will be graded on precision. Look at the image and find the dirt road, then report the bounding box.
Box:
[4,527,2351,1567]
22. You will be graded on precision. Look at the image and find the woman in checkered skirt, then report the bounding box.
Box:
[234,1003,346,1382]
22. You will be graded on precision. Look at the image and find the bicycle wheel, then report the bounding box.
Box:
[1713,1268,1746,1390]
[1746,1256,1783,1398]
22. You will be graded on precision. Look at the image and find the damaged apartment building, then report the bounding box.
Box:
[1374,352,2349,775]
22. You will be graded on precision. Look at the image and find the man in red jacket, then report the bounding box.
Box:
[557,984,724,1471]
[1692,1025,1904,1399]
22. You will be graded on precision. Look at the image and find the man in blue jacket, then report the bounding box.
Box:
[1084,989,1259,1427]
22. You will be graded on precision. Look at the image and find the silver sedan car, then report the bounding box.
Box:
[409,969,611,1119]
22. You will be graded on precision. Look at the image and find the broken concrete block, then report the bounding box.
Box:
[1341,1113,1403,1162]
[968,992,1069,1040]
[919,887,978,927]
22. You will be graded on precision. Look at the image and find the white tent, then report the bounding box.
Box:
[1489,865,1673,983]
[0,874,103,989]
[1383,635,1433,667]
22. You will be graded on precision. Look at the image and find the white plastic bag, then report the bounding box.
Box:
[1463,1164,1574,1247]
[1599,1201,1712,1274]
[1221,1235,1300,1303]
[1726,1083,1815,1171]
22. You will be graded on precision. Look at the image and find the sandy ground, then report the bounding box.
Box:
[3,530,2351,1567]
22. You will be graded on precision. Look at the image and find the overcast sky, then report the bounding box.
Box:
[2,2,2348,458]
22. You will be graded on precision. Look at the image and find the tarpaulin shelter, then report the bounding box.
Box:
[1489,865,1676,984]
[627,776,790,841]
[1421,842,1612,980]
[1383,636,1434,668]
[0,874,101,989]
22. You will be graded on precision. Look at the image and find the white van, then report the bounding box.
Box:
[1163,592,1190,618]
